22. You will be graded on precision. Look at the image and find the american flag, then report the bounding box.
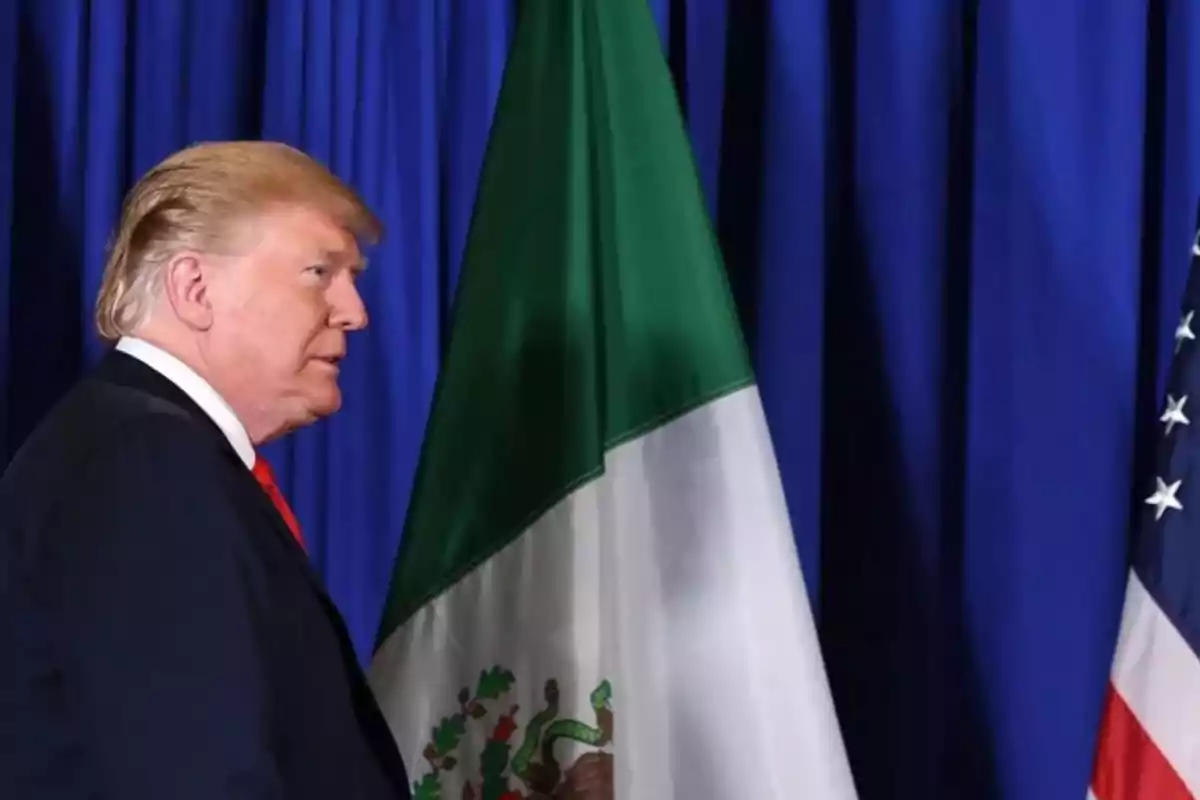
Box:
[1089,213,1200,800]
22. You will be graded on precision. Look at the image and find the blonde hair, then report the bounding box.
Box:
[94,140,382,341]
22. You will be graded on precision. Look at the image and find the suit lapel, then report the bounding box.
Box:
[235,469,345,614]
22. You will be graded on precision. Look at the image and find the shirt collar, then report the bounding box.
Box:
[115,336,256,470]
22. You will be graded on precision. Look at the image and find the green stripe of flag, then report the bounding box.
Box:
[375,0,754,643]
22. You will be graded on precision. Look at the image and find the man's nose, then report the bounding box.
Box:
[329,273,368,331]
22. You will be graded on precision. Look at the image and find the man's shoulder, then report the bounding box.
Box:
[1,373,240,515]
[0,373,264,594]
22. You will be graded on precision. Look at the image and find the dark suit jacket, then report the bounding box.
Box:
[0,351,411,799]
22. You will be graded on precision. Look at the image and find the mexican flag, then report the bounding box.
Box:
[369,1,858,798]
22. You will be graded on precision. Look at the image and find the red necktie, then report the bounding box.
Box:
[252,455,305,550]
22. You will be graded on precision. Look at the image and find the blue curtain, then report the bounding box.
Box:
[3,1,1199,798]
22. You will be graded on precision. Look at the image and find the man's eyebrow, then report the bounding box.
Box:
[317,248,367,273]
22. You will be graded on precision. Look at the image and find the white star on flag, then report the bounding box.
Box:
[1176,310,1196,354]
[1192,229,1200,257]
[1146,476,1184,521]
[1162,394,1190,436]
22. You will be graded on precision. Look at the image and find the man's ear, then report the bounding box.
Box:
[161,252,213,331]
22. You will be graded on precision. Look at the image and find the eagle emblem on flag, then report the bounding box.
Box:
[412,666,614,800]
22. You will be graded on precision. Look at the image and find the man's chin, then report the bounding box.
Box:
[309,391,342,419]
[297,384,343,422]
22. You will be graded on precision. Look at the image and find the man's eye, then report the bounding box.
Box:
[307,264,331,277]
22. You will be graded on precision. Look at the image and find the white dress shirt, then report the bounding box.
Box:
[115,336,256,469]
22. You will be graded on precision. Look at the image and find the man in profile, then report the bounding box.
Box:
[0,141,411,799]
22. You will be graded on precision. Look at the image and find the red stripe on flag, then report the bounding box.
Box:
[1091,682,1192,800]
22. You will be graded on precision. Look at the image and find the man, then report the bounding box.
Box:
[0,141,411,799]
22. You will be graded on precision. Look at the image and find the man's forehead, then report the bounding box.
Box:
[284,210,363,263]
[233,205,367,269]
